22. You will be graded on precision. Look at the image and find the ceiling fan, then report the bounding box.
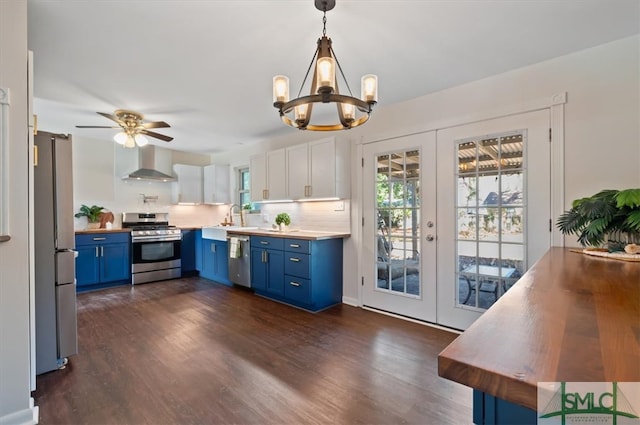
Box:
[76,109,173,148]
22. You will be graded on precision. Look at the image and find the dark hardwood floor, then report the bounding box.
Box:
[33,277,471,424]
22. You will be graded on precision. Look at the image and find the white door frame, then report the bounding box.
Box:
[354,92,567,317]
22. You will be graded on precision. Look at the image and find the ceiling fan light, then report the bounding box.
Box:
[361,74,378,103]
[124,135,136,148]
[134,134,149,147]
[114,132,128,145]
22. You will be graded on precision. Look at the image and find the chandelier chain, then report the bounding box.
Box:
[322,11,327,36]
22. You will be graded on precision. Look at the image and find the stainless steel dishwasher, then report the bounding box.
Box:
[227,235,251,287]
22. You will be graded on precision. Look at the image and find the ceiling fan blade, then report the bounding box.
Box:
[141,129,173,142]
[142,121,170,129]
[75,125,120,128]
[96,111,124,125]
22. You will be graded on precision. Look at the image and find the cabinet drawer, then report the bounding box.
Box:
[284,275,311,304]
[284,238,310,254]
[250,236,283,250]
[76,232,130,246]
[284,253,310,278]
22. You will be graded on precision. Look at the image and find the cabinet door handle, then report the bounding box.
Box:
[92,237,107,241]
[289,281,301,287]
[100,246,104,257]
[289,257,300,262]
[95,246,99,257]
[264,251,268,262]
[260,241,269,245]
[289,244,300,248]
[263,189,268,199]
[211,244,216,253]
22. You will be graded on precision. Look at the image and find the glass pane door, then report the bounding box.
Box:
[376,150,421,297]
[456,132,525,310]
[362,132,437,324]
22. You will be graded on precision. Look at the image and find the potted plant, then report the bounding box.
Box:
[74,204,105,230]
[556,188,640,249]
[275,212,291,232]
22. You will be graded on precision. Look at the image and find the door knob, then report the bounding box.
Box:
[426,234,435,242]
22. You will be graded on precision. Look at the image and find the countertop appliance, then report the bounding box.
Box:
[122,212,182,284]
[34,131,78,374]
[227,235,251,287]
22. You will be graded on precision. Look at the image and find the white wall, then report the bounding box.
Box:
[0,1,37,424]
[215,36,640,302]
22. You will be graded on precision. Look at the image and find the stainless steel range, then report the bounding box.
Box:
[122,212,182,284]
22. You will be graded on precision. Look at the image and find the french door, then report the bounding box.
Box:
[362,132,437,323]
[361,110,550,330]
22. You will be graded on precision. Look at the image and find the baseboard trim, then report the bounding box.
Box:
[361,306,463,335]
[341,296,360,307]
[0,397,38,425]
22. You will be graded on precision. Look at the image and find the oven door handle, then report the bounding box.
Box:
[132,236,182,243]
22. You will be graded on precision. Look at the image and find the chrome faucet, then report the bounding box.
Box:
[229,203,245,227]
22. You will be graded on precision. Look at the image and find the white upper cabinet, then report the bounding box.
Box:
[266,149,287,200]
[287,137,349,200]
[249,154,267,202]
[286,143,309,199]
[251,139,349,202]
[172,164,203,204]
[203,164,230,205]
[250,149,287,202]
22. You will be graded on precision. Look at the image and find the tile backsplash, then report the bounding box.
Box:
[256,201,350,233]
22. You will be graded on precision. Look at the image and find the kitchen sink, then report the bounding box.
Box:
[201,226,258,241]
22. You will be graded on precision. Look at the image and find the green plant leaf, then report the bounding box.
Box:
[624,210,640,232]
[615,188,640,208]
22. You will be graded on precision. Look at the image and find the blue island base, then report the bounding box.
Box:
[473,390,537,425]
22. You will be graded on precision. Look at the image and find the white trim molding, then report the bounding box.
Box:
[0,397,38,425]
[0,87,10,242]
[550,95,567,246]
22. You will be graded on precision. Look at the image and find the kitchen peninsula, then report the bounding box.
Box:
[438,247,640,424]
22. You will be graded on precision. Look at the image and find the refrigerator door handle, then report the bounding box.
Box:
[55,250,76,286]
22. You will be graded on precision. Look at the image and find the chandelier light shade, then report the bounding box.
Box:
[273,0,378,131]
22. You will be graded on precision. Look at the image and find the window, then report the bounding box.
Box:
[238,167,253,210]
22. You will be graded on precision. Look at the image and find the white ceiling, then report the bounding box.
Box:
[28,0,639,153]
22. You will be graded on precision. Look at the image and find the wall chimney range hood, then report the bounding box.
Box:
[122,145,176,182]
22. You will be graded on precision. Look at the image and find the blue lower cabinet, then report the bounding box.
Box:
[200,239,231,285]
[75,232,131,291]
[473,390,537,425]
[181,229,198,275]
[251,245,284,295]
[75,245,100,286]
[284,275,311,304]
[251,236,343,312]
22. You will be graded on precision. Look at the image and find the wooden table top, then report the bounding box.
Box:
[438,247,640,411]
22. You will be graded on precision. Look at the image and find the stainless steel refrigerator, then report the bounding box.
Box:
[34,131,78,375]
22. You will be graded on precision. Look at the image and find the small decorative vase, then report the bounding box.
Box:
[87,222,100,230]
[278,224,288,232]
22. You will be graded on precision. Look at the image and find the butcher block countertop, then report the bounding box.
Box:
[227,228,350,241]
[75,228,131,235]
[438,247,640,411]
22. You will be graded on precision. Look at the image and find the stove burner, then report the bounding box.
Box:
[127,225,176,231]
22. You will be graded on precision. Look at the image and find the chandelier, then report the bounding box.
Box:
[272,0,378,131]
